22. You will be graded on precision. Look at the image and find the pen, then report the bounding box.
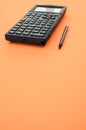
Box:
[58,24,69,49]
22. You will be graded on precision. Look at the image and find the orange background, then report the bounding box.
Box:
[0,0,86,130]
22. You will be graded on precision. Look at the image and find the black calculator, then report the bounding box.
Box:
[5,4,67,46]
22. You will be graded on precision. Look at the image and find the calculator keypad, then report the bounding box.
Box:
[8,12,58,37]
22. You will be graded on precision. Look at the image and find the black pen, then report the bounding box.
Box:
[58,24,69,49]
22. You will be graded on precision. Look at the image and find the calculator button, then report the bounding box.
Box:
[40,31,47,34]
[41,22,47,25]
[20,26,27,29]
[21,16,28,21]
[17,23,22,26]
[44,26,50,29]
[25,29,32,33]
[47,23,52,26]
[11,28,18,31]
[42,16,47,19]
[28,15,33,18]
[41,28,48,31]
[29,24,35,27]
[33,18,38,21]
[34,27,41,31]
[27,26,34,30]
[18,28,24,32]
[26,18,31,22]
[45,13,52,17]
[49,20,55,23]
[15,31,22,35]
[51,16,56,19]
[23,23,29,27]
[23,21,29,24]
[23,32,29,35]
[43,19,47,22]
[36,13,42,17]
[26,12,32,16]
[38,19,42,22]
[31,13,37,16]
[9,30,15,34]
[30,33,44,37]
[43,14,51,19]
[24,21,29,24]
[36,22,41,25]
[36,25,43,28]
[32,30,39,33]
[14,25,20,28]
[19,20,24,24]
[54,14,58,17]
[31,19,36,23]
[29,22,35,25]
[48,21,54,25]
[43,13,48,16]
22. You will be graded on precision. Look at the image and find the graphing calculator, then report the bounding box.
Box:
[5,4,67,46]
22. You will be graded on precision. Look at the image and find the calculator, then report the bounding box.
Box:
[5,4,67,46]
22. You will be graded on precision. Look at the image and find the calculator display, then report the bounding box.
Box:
[34,7,62,13]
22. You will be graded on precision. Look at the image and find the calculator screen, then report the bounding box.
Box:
[34,7,62,13]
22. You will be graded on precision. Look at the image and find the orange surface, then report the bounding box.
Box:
[0,0,86,130]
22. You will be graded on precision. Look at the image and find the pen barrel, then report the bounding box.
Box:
[58,25,69,49]
[60,25,69,42]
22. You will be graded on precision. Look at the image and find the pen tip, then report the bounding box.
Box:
[58,44,62,49]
